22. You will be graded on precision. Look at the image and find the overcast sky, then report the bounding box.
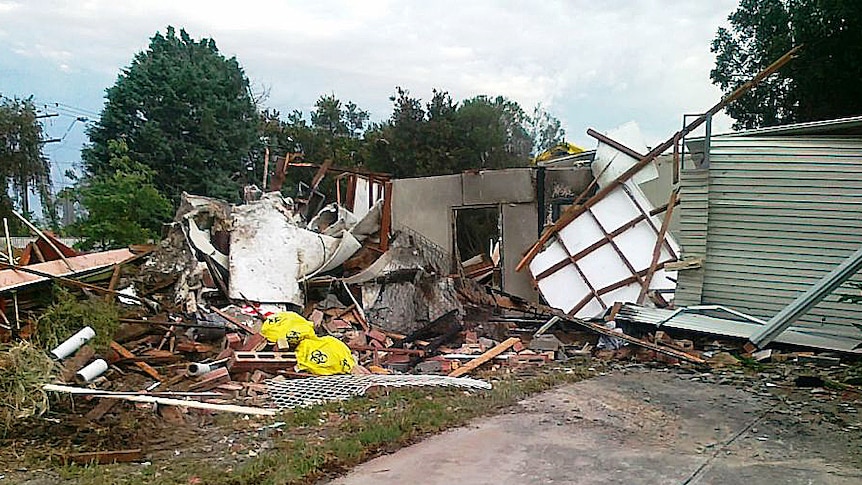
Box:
[0,0,739,191]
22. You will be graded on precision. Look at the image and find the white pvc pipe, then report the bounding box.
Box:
[187,362,212,376]
[76,359,108,382]
[51,326,95,360]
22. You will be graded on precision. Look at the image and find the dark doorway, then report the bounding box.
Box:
[454,206,501,286]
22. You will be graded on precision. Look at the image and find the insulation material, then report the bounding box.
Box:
[229,194,340,304]
[529,182,679,318]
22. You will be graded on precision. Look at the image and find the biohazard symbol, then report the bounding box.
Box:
[310,349,328,365]
[287,330,301,344]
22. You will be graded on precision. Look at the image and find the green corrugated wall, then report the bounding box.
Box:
[678,136,862,338]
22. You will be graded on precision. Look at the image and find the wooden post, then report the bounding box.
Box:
[380,181,393,251]
[637,189,679,304]
[110,341,163,381]
[12,210,74,272]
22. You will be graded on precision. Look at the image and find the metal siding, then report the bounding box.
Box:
[700,136,862,336]
[674,169,709,306]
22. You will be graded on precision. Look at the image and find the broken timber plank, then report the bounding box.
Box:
[63,449,144,465]
[104,263,123,302]
[448,337,520,378]
[110,341,162,381]
[85,398,119,420]
[210,306,258,335]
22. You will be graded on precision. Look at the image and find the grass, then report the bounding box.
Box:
[58,366,594,485]
[0,341,57,435]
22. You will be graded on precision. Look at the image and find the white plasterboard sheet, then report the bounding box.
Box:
[529,240,570,275]
[558,213,604,256]
[529,180,679,317]
[578,244,631,290]
[592,122,658,187]
[353,177,384,219]
[602,283,642,310]
[536,265,588,314]
[614,220,674,273]
[590,186,641,233]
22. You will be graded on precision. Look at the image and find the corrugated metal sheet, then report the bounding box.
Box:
[694,135,862,339]
[616,304,862,354]
[674,169,709,306]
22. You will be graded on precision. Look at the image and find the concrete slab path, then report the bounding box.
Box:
[332,367,862,484]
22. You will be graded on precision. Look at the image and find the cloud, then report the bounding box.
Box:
[0,0,740,151]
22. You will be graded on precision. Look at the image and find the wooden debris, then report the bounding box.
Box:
[189,367,230,391]
[109,341,163,381]
[85,398,119,421]
[44,384,277,416]
[63,449,144,465]
[448,337,520,377]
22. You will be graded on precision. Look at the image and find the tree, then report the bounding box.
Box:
[0,95,55,231]
[366,88,552,177]
[69,140,172,250]
[82,26,260,204]
[711,0,862,129]
[308,94,369,164]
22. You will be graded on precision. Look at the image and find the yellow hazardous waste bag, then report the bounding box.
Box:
[295,335,356,375]
[260,311,315,346]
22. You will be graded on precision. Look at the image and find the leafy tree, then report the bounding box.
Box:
[82,26,260,204]
[367,88,554,177]
[711,0,862,129]
[69,140,172,250]
[0,95,55,230]
[309,94,369,164]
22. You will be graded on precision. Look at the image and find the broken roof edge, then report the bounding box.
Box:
[0,248,135,293]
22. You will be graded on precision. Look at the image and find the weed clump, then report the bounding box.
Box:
[36,286,119,352]
[0,341,57,434]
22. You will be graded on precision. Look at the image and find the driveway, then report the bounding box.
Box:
[332,366,862,484]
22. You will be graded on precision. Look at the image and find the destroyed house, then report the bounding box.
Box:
[675,116,862,346]
[390,166,594,302]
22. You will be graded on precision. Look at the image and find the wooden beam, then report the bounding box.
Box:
[448,337,520,377]
[63,449,144,465]
[12,210,75,272]
[44,384,276,416]
[638,189,679,304]
[110,341,162,381]
[105,264,122,302]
